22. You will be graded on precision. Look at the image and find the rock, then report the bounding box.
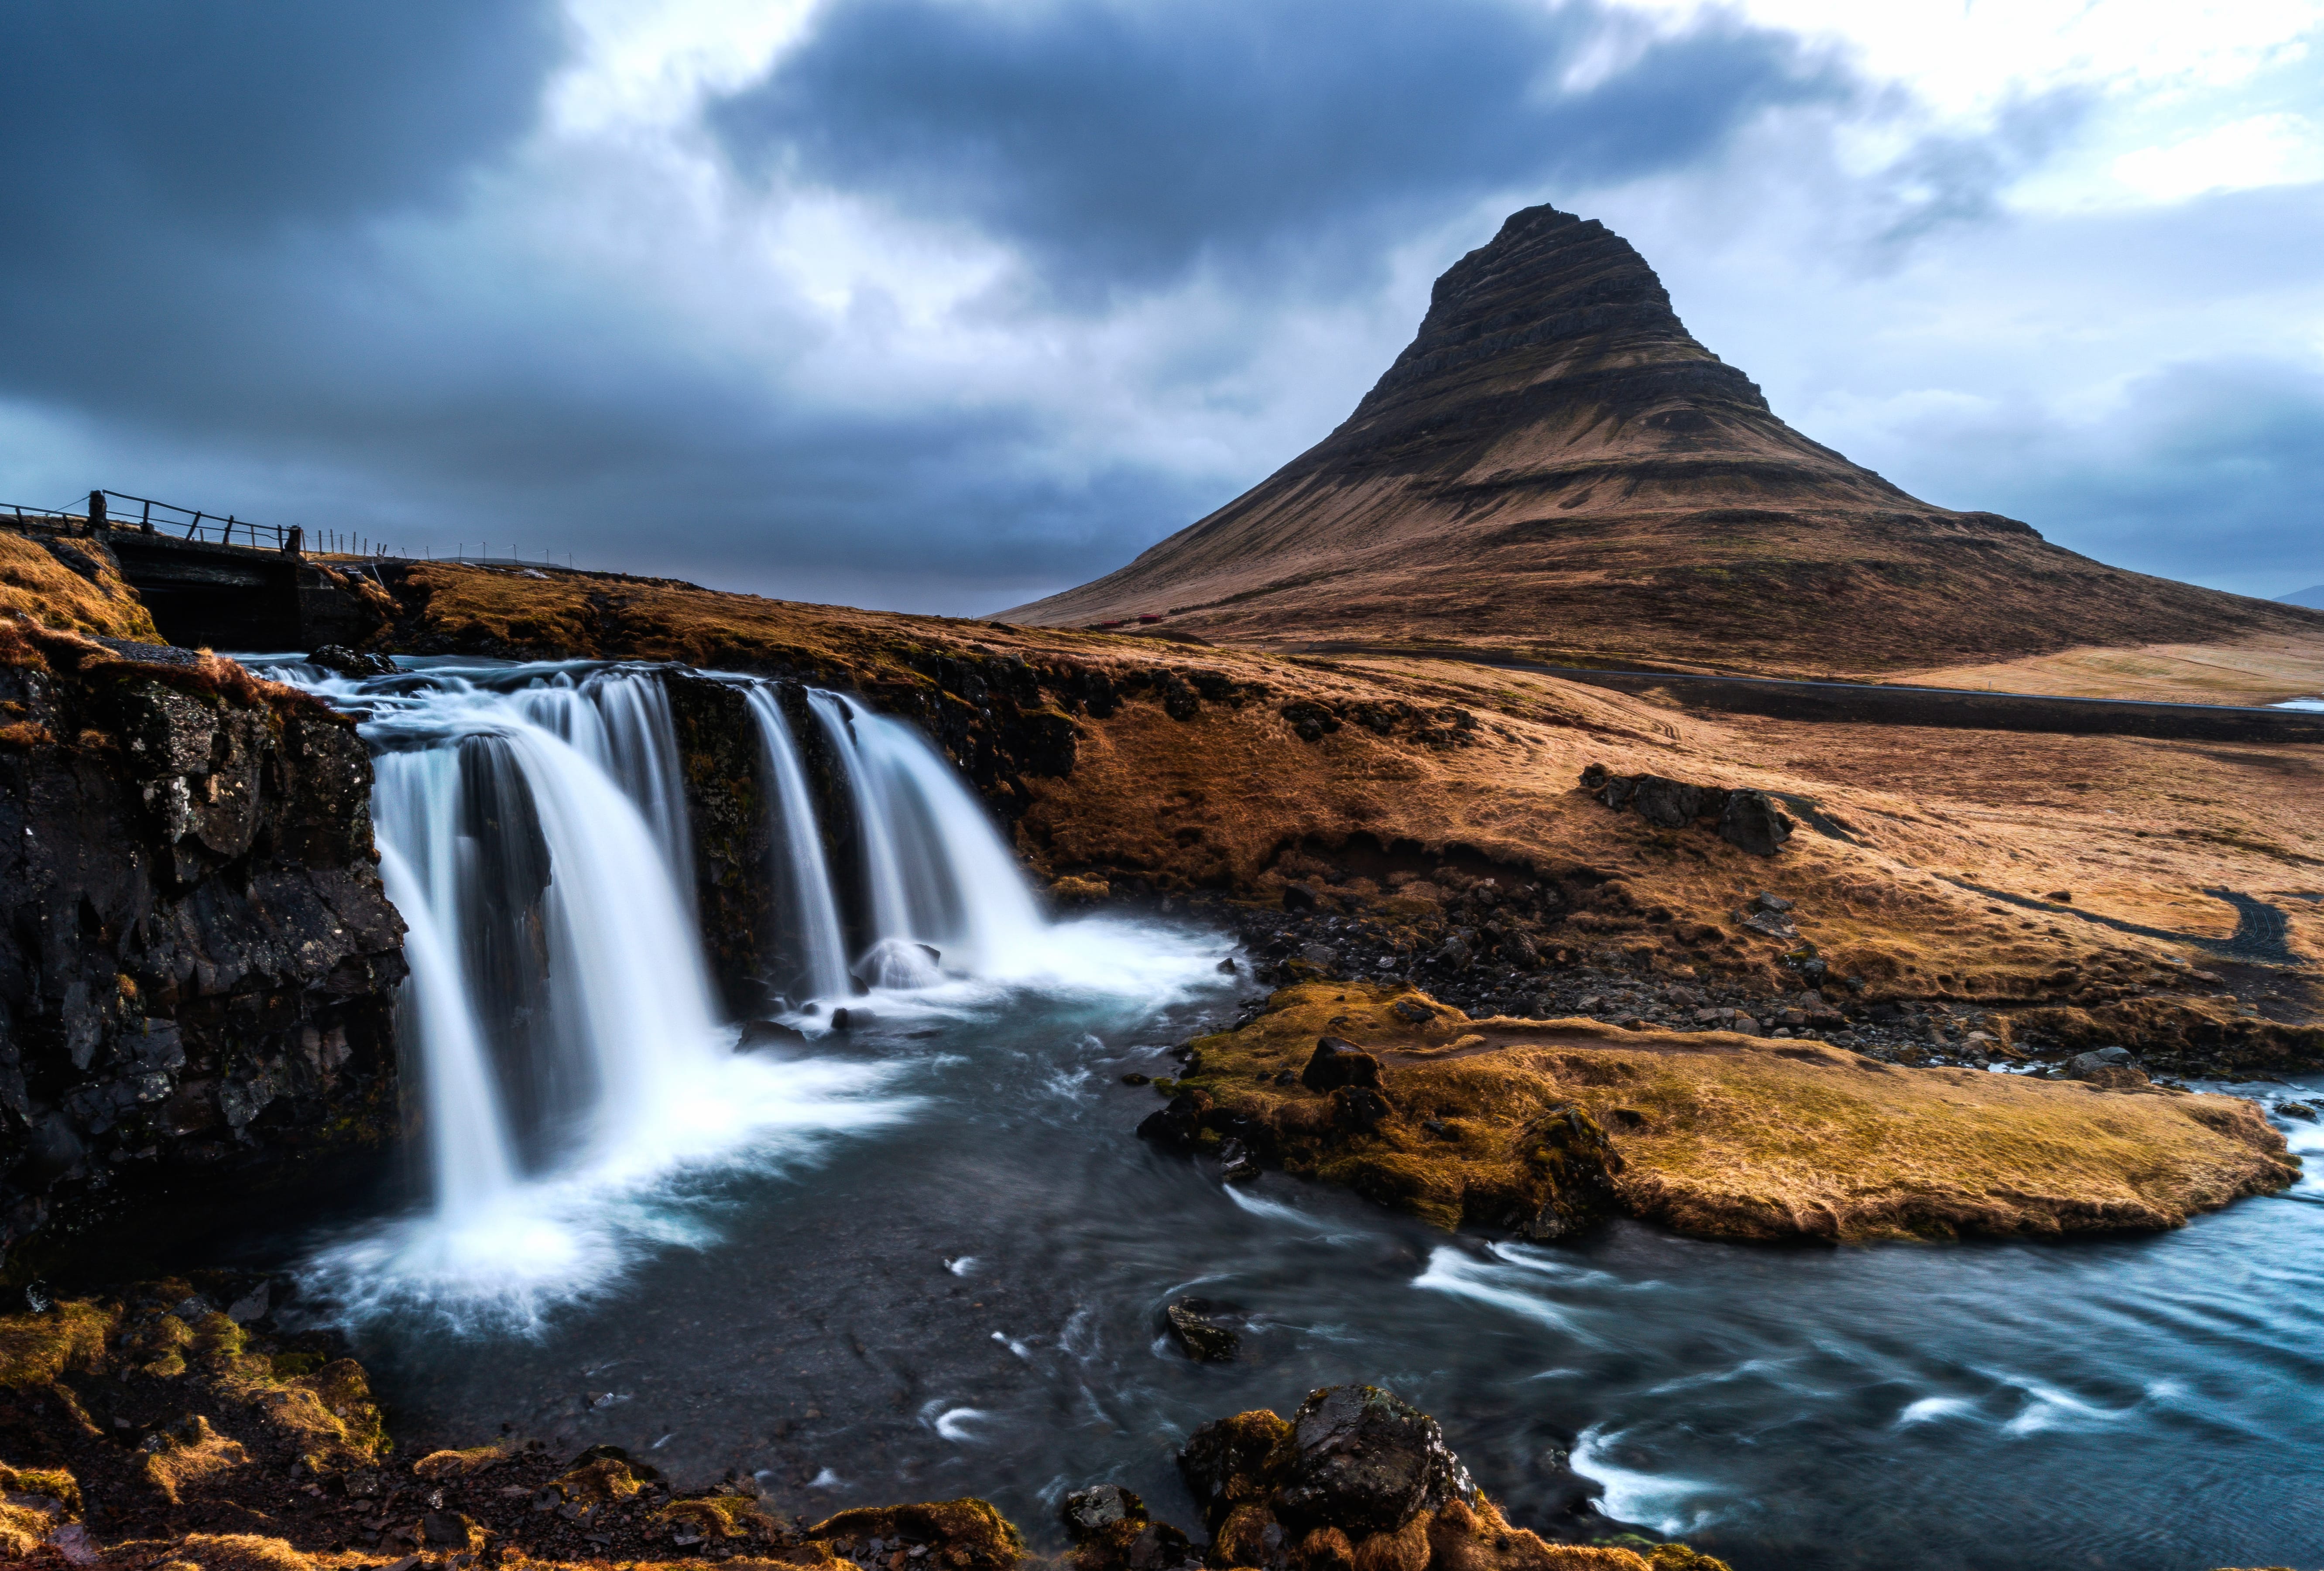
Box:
[1510,1105,1625,1239]
[1282,883,1320,912]
[1332,1085,1394,1133]
[1137,1089,1213,1148]
[1754,891,1794,912]
[2064,1047,2149,1088]
[306,644,396,678]
[1437,934,1472,969]
[830,1006,875,1030]
[1299,942,1339,970]
[1060,1485,1144,1540]
[1217,957,1238,974]
[1720,789,1793,856]
[1389,998,1436,1025]
[2277,1101,2318,1121]
[738,1019,811,1050]
[1164,1299,1239,1362]
[1631,774,1712,828]
[1121,1072,1150,1085]
[1270,1386,1477,1537]
[224,1283,271,1324]
[1300,1037,1382,1092]
[1218,1138,1261,1184]
[1741,910,1797,940]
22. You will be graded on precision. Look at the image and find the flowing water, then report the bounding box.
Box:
[250,656,2324,1571]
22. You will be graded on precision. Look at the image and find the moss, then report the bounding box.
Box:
[661,1492,779,1542]
[141,1414,254,1504]
[0,1299,117,1387]
[809,1499,1025,1571]
[1187,982,2300,1242]
[413,1444,514,1481]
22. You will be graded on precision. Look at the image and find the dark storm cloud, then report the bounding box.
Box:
[710,0,1846,299]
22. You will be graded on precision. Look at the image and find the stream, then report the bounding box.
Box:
[247,657,2324,1571]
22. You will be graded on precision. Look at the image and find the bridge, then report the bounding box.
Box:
[6,490,386,649]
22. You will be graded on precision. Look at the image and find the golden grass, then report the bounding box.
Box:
[377,561,2324,1028]
[1184,983,2299,1240]
[0,530,161,641]
[1902,633,2324,705]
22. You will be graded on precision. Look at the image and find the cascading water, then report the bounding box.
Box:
[807,691,1047,986]
[256,654,1221,1323]
[742,687,854,1005]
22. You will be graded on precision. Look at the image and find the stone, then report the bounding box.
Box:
[1300,1037,1382,1092]
[1720,789,1793,856]
[1282,883,1320,912]
[1332,1085,1393,1133]
[1137,1089,1213,1149]
[1741,910,1797,940]
[1754,891,1794,912]
[1438,934,1472,969]
[738,1019,811,1050]
[1299,943,1339,970]
[2277,1101,2318,1121]
[1165,1299,1239,1362]
[1389,998,1436,1025]
[1060,1485,1145,1540]
[2063,1047,2148,1089]
[1631,775,1710,828]
[1218,1138,1261,1184]
[1270,1386,1477,1537]
[307,644,396,678]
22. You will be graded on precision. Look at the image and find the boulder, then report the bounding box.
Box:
[1272,1386,1476,1537]
[306,644,395,678]
[1137,1090,1212,1149]
[2063,1046,2149,1089]
[1720,790,1793,856]
[1300,1037,1382,1092]
[1164,1299,1238,1363]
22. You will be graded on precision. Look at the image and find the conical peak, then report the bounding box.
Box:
[1351,202,1763,425]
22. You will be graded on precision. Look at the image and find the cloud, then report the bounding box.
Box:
[1892,356,2324,599]
[709,0,1845,301]
[0,0,2316,616]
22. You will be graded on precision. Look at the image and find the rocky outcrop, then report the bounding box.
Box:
[1167,1384,1724,1571]
[0,623,404,1275]
[1577,765,1792,856]
[1147,981,2299,1242]
[1004,205,2324,674]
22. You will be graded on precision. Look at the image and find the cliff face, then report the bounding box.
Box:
[1004,205,2324,674]
[0,623,406,1277]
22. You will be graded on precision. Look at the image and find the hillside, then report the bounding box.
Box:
[1004,205,2324,678]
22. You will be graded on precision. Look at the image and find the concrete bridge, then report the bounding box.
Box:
[8,491,386,650]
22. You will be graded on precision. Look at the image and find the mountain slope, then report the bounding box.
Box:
[1005,205,2323,676]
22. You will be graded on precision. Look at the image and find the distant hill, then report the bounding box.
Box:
[1005,205,2324,675]
[2281,585,2324,609]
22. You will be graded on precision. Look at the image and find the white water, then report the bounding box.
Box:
[743,686,854,1004]
[808,691,1047,982]
[252,655,1227,1325]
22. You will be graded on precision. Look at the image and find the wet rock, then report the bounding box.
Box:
[1121,1072,1151,1085]
[1061,1485,1143,1541]
[307,644,396,678]
[738,1019,812,1050]
[1137,1089,1213,1149]
[2278,1101,2318,1121]
[1164,1298,1238,1362]
[1273,1385,1476,1537]
[1219,1138,1261,1184]
[1509,1105,1626,1239]
[1282,883,1320,913]
[1300,1037,1382,1092]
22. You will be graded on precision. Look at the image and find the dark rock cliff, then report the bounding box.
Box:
[0,626,406,1278]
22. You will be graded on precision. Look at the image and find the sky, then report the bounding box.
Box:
[2,0,2320,612]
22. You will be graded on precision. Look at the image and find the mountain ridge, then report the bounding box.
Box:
[1005,205,2322,677]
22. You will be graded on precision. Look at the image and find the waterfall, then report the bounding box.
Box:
[743,687,854,1005]
[266,653,1223,1317]
[808,691,1046,983]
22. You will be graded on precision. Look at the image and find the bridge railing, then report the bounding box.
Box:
[6,491,294,550]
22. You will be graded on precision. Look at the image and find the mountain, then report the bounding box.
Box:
[1005,205,2324,675]
[2281,585,2324,609]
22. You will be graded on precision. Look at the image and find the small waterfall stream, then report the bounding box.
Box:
[260,654,1203,1321]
